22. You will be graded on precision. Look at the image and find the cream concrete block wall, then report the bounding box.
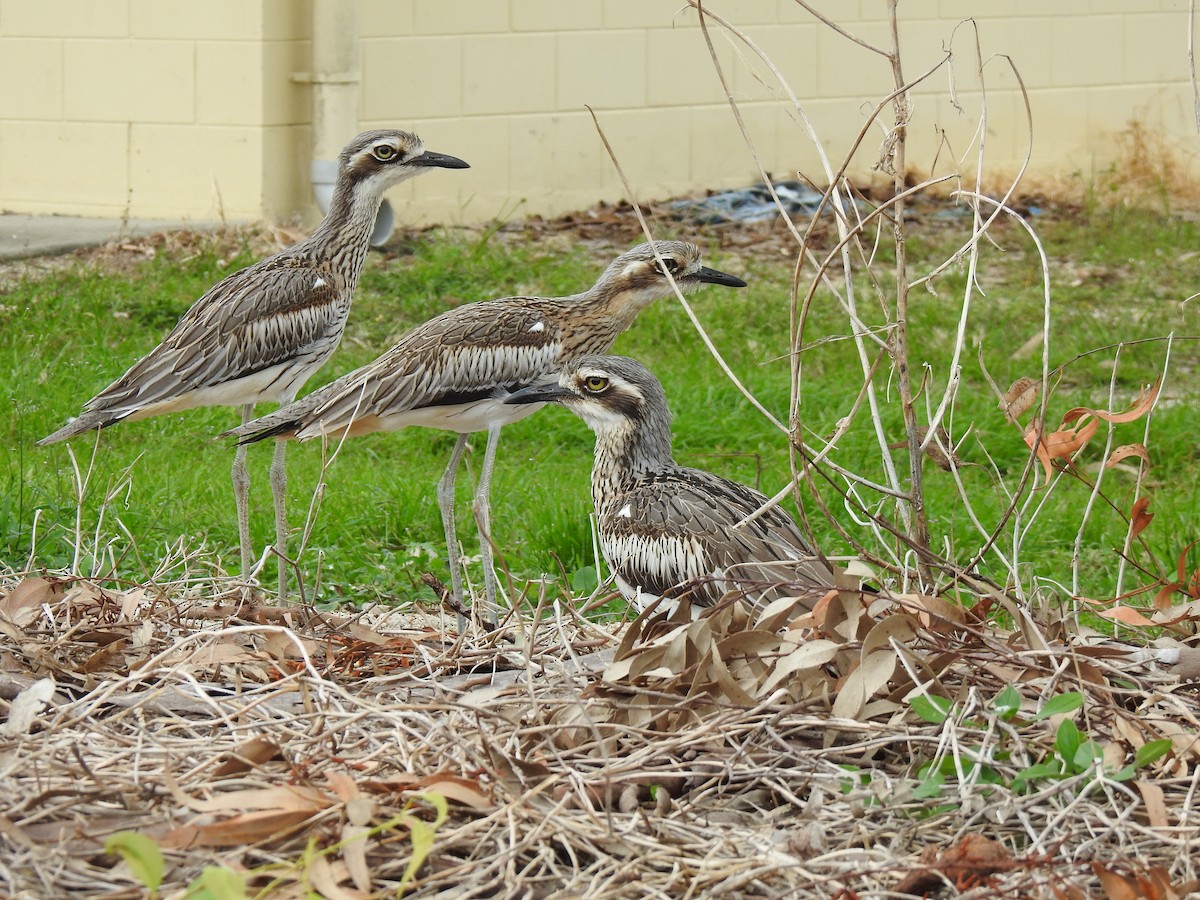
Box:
[350,0,1200,226]
[0,0,1195,225]
[0,0,309,219]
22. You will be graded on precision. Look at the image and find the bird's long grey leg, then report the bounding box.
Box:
[232,403,255,587]
[437,434,470,629]
[270,438,289,601]
[473,424,502,624]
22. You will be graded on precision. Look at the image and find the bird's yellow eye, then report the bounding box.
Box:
[583,376,609,393]
[373,144,398,161]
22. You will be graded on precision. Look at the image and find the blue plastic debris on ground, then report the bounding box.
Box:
[668,182,1027,225]
[669,181,879,224]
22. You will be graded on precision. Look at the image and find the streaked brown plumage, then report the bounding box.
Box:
[505,355,834,616]
[226,241,747,618]
[39,130,469,596]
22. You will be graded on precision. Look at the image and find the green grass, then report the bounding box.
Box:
[2,202,1198,610]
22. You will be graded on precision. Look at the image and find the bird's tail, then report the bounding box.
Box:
[220,414,299,445]
[37,410,122,446]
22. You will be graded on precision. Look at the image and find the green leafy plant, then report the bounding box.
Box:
[105,832,164,899]
[906,688,1171,799]
[396,791,449,895]
[105,831,249,900]
[185,866,249,900]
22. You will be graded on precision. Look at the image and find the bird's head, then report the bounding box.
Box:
[592,240,747,305]
[339,129,469,194]
[505,354,669,436]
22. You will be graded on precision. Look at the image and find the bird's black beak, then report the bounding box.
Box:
[695,266,747,288]
[409,150,470,169]
[504,383,576,405]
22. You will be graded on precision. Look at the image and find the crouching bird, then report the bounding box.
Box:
[224,242,747,621]
[505,355,833,616]
[38,130,469,598]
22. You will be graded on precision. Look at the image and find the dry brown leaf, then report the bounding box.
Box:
[363,773,493,811]
[306,854,364,900]
[0,577,57,627]
[1000,376,1039,422]
[707,639,757,707]
[861,613,917,656]
[1094,864,1143,900]
[325,771,363,804]
[117,587,149,620]
[1064,379,1161,427]
[1175,542,1200,597]
[888,425,969,471]
[149,639,264,670]
[1098,606,1157,627]
[173,784,331,815]
[662,622,697,676]
[1153,582,1184,610]
[893,834,1019,894]
[1024,419,1100,486]
[1053,886,1090,900]
[1130,497,1154,540]
[759,639,838,695]
[831,645,896,722]
[262,630,319,661]
[346,622,391,645]
[895,593,966,629]
[162,808,318,849]
[78,640,128,675]
[212,737,283,777]
[340,823,373,895]
[1,678,56,738]
[1136,780,1169,829]
[1106,443,1151,471]
[754,593,811,632]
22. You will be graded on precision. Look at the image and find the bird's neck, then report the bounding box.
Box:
[590,414,675,514]
[297,180,383,285]
[590,283,665,330]
[559,285,664,359]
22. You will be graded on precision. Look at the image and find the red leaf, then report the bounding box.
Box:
[1129,497,1153,540]
[1172,541,1200,598]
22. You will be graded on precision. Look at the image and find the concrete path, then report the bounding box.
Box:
[0,213,210,261]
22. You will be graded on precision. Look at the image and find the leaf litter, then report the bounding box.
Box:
[2,563,1200,898]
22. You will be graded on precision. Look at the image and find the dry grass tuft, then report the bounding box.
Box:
[3,562,1199,898]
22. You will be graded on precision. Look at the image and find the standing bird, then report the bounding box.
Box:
[225,241,746,620]
[505,355,834,616]
[39,130,469,598]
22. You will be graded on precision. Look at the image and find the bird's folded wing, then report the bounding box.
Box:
[83,263,344,414]
[278,301,569,436]
[600,471,832,605]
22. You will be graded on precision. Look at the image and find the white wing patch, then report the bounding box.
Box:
[313,277,326,289]
[603,532,710,588]
[529,321,545,333]
[617,504,632,518]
